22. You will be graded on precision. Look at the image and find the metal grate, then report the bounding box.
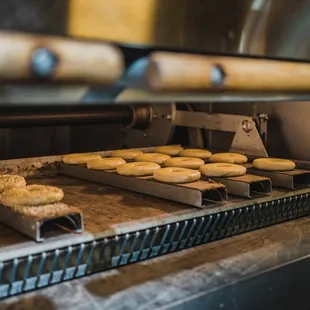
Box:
[1,193,310,299]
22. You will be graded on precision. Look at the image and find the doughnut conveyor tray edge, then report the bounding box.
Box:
[58,163,228,208]
[207,174,272,198]
[0,204,84,242]
[245,165,310,189]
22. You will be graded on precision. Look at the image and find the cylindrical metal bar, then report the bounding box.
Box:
[145,52,310,92]
[0,31,124,85]
[0,106,134,127]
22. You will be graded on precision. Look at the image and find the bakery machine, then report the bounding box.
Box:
[1,0,310,306]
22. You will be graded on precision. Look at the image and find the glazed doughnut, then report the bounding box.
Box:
[110,150,143,160]
[210,153,248,164]
[63,153,101,165]
[135,153,171,164]
[0,174,26,193]
[155,146,184,156]
[179,149,212,159]
[200,163,247,177]
[164,157,204,169]
[0,185,64,207]
[116,162,160,176]
[253,158,295,171]
[154,167,201,184]
[87,157,126,170]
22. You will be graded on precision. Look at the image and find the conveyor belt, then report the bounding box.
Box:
[1,175,310,299]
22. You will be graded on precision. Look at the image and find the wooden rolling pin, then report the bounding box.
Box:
[145,52,310,92]
[0,31,124,85]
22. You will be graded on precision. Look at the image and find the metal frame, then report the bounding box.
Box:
[1,191,310,299]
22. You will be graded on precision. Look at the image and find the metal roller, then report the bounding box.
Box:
[0,105,152,129]
[144,52,310,92]
[0,31,124,85]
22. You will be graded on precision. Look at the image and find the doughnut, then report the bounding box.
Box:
[0,174,26,193]
[155,146,184,156]
[179,149,212,159]
[116,162,160,176]
[110,150,143,160]
[253,158,295,171]
[200,163,247,177]
[210,153,248,164]
[154,167,201,184]
[164,157,204,169]
[63,153,101,165]
[87,157,126,170]
[135,153,171,164]
[0,185,64,207]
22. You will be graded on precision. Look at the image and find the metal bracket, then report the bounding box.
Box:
[174,110,268,157]
[230,119,268,157]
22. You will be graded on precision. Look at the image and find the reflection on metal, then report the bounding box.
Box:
[116,89,310,104]
[59,163,228,208]
[175,111,252,132]
[0,204,83,242]
[239,0,272,54]
[246,166,310,189]
[0,86,88,105]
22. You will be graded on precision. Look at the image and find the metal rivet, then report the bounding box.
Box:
[210,64,226,87]
[31,48,58,78]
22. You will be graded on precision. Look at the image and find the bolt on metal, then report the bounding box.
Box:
[242,120,252,133]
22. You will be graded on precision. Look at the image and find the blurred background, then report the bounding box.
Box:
[0,0,309,160]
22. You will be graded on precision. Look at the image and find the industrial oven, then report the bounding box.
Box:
[1,0,310,307]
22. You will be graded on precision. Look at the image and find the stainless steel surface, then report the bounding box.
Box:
[116,89,310,104]
[0,205,83,242]
[175,111,252,132]
[246,166,310,189]
[59,163,227,208]
[208,174,272,198]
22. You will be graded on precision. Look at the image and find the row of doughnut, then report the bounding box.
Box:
[63,146,296,184]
